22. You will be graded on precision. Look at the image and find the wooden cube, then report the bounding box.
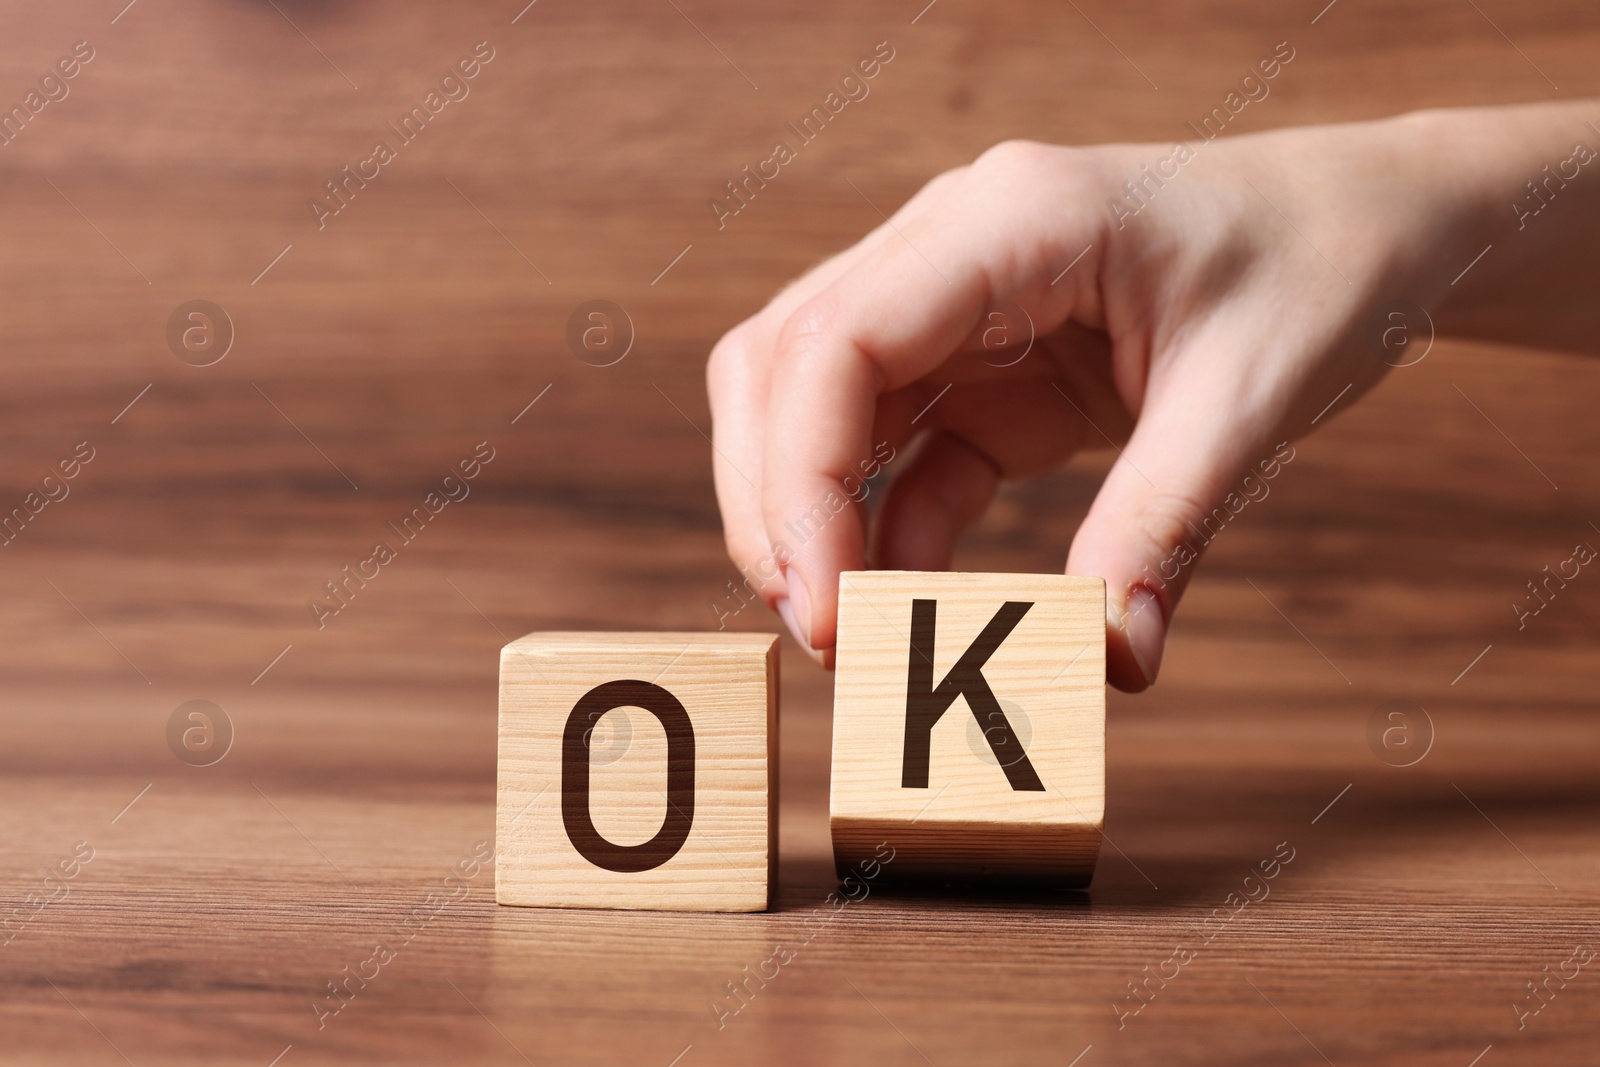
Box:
[496,632,777,912]
[830,571,1105,886]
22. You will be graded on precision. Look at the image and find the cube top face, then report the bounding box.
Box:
[497,632,777,912]
[831,571,1105,884]
[502,631,779,652]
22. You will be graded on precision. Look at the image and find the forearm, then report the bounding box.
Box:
[1407,100,1600,353]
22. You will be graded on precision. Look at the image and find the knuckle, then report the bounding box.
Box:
[773,298,836,367]
[1132,490,1214,556]
[915,163,971,203]
[974,140,1105,209]
[973,138,1055,177]
[706,322,757,395]
[709,321,754,367]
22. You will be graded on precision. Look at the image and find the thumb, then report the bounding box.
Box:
[1066,383,1275,692]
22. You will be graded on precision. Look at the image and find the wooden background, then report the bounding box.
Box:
[1,0,1597,1063]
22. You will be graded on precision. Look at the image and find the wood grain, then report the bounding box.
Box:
[0,0,1597,1064]
[831,571,1104,884]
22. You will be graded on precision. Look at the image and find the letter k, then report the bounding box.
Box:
[902,598,1045,791]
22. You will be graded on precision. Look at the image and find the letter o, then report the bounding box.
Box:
[561,680,694,872]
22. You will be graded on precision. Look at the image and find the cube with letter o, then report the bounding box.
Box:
[496,632,777,912]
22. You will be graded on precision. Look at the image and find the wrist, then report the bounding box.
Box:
[1394,101,1600,345]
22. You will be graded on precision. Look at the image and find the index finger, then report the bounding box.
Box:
[763,142,1102,652]
[707,167,974,636]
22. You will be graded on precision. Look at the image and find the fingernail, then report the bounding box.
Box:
[1120,586,1166,687]
[775,596,827,667]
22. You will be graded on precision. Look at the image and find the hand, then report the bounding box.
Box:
[706,109,1564,690]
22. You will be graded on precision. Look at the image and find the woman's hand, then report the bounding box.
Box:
[706,104,1597,689]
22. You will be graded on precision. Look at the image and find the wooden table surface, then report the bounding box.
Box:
[2,1,1598,1063]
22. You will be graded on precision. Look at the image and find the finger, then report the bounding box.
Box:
[707,324,784,612]
[871,350,1125,570]
[763,143,1103,653]
[1065,348,1275,692]
[870,431,1000,571]
[926,367,1107,478]
[707,167,974,626]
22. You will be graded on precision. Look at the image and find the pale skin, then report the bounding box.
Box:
[707,101,1600,690]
